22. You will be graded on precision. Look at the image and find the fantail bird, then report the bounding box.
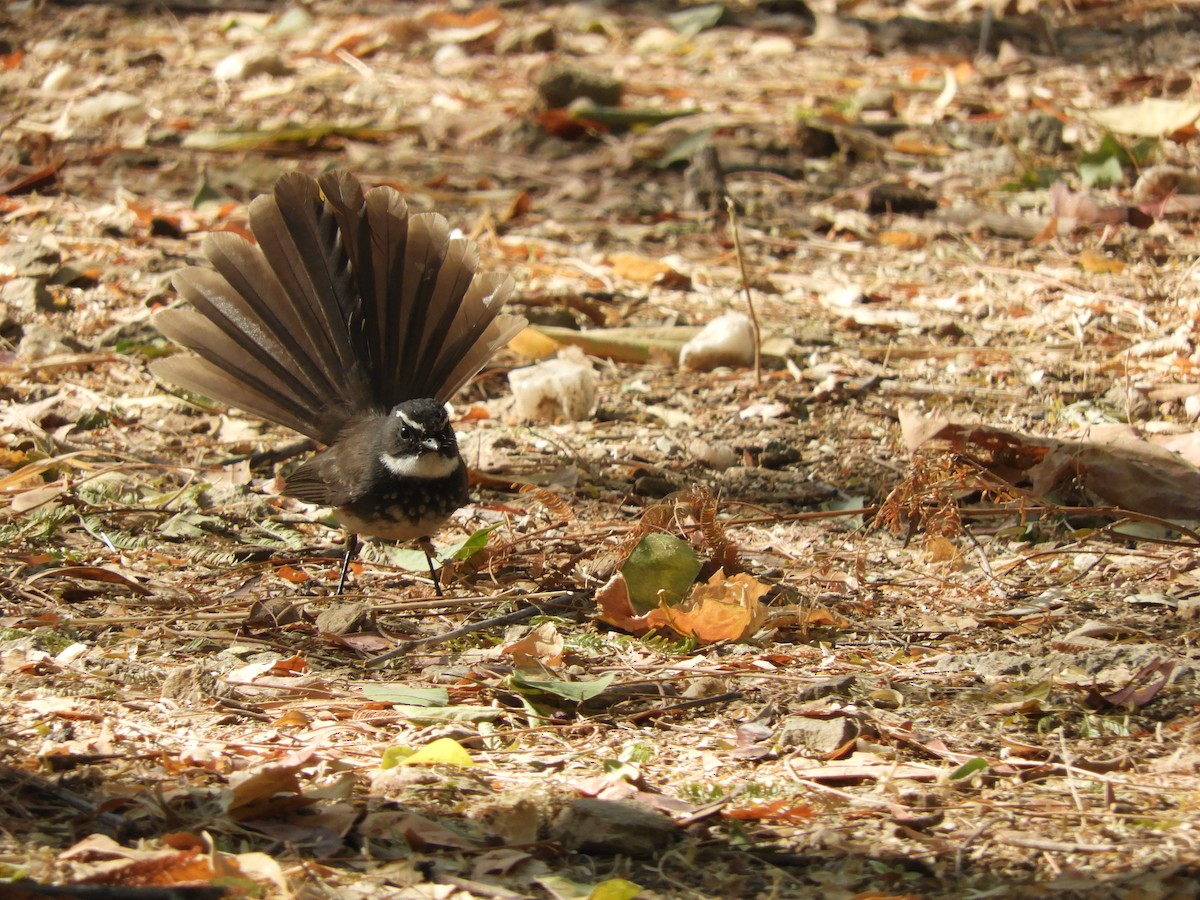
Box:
[151,169,527,591]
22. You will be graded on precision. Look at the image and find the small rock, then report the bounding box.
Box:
[679,312,755,372]
[632,26,683,56]
[17,324,82,361]
[497,23,556,55]
[537,61,623,109]
[71,91,143,124]
[41,62,79,92]
[1,277,56,315]
[315,601,375,635]
[778,714,858,755]
[552,798,675,857]
[689,438,737,471]
[0,239,61,279]
[431,43,471,76]
[509,349,595,422]
[213,48,293,82]
[748,35,796,58]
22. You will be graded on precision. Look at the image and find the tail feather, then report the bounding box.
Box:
[363,186,411,397]
[435,313,526,402]
[169,259,328,404]
[152,170,526,441]
[152,355,324,440]
[251,176,372,411]
[317,170,379,379]
[426,275,518,400]
[413,238,478,385]
[153,309,314,414]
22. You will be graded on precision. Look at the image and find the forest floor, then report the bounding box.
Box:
[3,1,1200,897]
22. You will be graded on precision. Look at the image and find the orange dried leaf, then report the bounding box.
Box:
[503,621,564,669]
[609,253,683,287]
[596,573,652,634]
[660,570,769,644]
[892,137,950,156]
[224,751,316,820]
[726,799,818,823]
[878,230,927,250]
[1078,250,1125,274]
[273,710,311,728]
[271,654,308,675]
[502,190,533,222]
[423,4,502,30]
[276,565,309,583]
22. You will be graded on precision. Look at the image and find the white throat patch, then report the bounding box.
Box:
[380,452,460,479]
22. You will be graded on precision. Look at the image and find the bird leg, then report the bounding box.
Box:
[337,532,360,595]
[419,535,444,598]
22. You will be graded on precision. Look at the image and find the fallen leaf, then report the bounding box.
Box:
[608,253,688,288]
[503,621,565,669]
[660,570,769,643]
[1088,97,1200,136]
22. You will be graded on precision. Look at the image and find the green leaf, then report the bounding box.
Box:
[1078,134,1131,188]
[157,511,222,538]
[192,168,223,208]
[621,532,701,613]
[448,523,501,560]
[181,124,393,152]
[667,3,726,37]
[385,524,498,572]
[379,745,408,769]
[252,518,308,550]
[656,127,717,169]
[572,105,699,130]
[509,671,616,703]
[949,757,989,781]
[78,516,148,551]
[361,685,449,706]
[388,704,502,724]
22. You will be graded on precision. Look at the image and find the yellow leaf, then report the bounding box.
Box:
[507,326,561,359]
[402,737,475,768]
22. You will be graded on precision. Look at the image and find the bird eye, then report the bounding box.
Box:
[400,425,414,441]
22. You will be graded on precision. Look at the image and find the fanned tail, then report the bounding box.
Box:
[151,170,526,442]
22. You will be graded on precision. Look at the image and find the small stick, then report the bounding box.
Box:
[365,595,584,667]
[725,193,762,385]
